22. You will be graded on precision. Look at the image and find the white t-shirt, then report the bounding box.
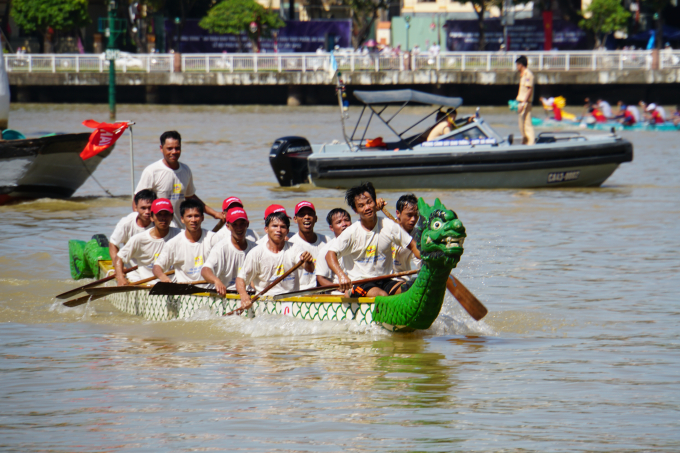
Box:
[203,238,256,290]
[154,229,219,283]
[598,101,612,118]
[256,232,294,244]
[392,244,422,274]
[215,226,260,244]
[110,212,153,248]
[314,237,352,284]
[328,217,413,281]
[627,106,641,122]
[657,106,667,121]
[135,159,196,226]
[237,241,304,295]
[117,227,181,281]
[289,232,329,289]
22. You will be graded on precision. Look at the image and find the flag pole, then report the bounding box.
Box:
[125,121,136,201]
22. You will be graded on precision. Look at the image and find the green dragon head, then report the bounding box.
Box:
[414,198,466,268]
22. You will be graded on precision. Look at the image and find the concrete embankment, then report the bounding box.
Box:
[10,69,680,106]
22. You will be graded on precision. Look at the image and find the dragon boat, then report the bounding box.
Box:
[68,198,469,332]
[531,116,680,131]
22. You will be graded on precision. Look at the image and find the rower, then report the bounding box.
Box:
[326,182,421,297]
[135,131,223,227]
[202,206,256,296]
[215,196,260,243]
[153,198,220,283]
[315,208,352,287]
[236,211,314,309]
[288,201,328,289]
[392,193,422,273]
[114,198,181,285]
[645,103,665,124]
[109,189,156,267]
[256,204,294,244]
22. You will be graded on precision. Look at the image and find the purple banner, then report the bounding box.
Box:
[446,19,586,51]
[166,19,351,53]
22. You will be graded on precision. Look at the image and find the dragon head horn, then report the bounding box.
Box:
[417,197,433,219]
[433,198,445,211]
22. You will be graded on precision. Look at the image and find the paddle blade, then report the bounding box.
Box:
[447,276,488,321]
[85,285,152,296]
[56,282,100,300]
[149,282,217,296]
[62,294,106,307]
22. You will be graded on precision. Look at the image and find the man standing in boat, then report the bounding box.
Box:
[109,189,156,268]
[515,56,535,145]
[135,131,223,227]
[202,206,257,296]
[315,208,352,287]
[114,198,181,285]
[214,197,260,243]
[236,211,314,309]
[289,201,329,289]
[152,199,220,283]
[326,182,421,297]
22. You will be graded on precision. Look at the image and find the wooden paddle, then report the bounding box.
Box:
[56,265,139,299]
[225,260,305,316]
[212,219,225,233]
[85,285,154,296]
[63,270,175,307]
[148,281,214,296]
[272,269,419,300]
[381,207,488,321]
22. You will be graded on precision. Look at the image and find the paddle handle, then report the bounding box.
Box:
[129,269,175,286]
[225,260,305,316]
[212,219,225,233]
[381,207,397,222]
[56,265,139,299]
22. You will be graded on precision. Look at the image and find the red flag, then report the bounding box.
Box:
[543,11,553,51]
[80,120,129,160]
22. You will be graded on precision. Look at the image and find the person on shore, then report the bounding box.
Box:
[109,189,156,267]
[135,131,223,227]
[392,194,422,274]
[114,198,180,285]
[202,207,256,296]
[288,201,329,289]
[215,197,260,243]
[153,198,219,283]
[315,208,352,287]
[515,56,535,145]
[236,212,314,309]
[256,204,294,244]
[326,182,421,297]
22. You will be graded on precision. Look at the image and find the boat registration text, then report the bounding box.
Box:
[547,170,580,184]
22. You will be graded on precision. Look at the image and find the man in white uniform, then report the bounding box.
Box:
[392,193,422,273]
[288,201,328,289]
[256,204,294,244]
[109,189,156,266]
[135,131,223,227]
[327,182,421,297]
[214,196,260,243]
[236,211,313,309]
[114,198,181,285]
[202,207,256,296]
[315,208,352,286]
[153,198,220,283]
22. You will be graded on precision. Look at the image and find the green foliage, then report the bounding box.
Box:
[579,0,630,47]
[11,0,90,35]
[199,0,284,37]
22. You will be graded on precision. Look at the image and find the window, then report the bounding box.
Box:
[450,126,487,141]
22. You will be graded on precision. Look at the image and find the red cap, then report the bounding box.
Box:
[222,196,243,211]
[151,198,173,214]
[294,201,316,216]
[226,207,248,223]
[264,204,289,220]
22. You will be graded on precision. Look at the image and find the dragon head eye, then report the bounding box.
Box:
[431,219,443,230]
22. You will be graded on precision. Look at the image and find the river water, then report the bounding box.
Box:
[1,104,678,452]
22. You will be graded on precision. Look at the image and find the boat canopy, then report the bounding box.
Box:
[354,90,463,109]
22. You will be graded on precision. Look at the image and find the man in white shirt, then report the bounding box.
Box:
[315,208,352,286]
[153,198,220,283]
[597,99,613,118]
[256,204,294,244]
[214,196,260,243]
[288,201,328,289]
[236,211,313,309]
[114,198,181,285]
[109,189,156,266]
[392,193,422,273]
[202,207,256,296]
[327,182,421,297]
[135,131,223,226]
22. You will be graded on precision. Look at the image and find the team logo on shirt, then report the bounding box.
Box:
[274,264,285,277]
[366,246,376,258]
[173,183,182,194]
[391,245,397,259]
[194,256,204,267]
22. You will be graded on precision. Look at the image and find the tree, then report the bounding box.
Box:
[579,0,630,49]
[11,0,90,52]
[644,0,670,49]
[346,0,387,49]
[199,0,284,52]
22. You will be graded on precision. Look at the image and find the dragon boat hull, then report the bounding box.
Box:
[96,261,412,332]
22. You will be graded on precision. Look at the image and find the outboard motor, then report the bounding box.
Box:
[269,136,313,187]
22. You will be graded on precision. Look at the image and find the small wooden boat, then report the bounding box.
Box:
[76,197,470,333]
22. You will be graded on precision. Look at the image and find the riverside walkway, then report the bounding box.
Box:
[7,50,680,105]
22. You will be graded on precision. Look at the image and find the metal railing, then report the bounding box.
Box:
[5,50,680,74]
